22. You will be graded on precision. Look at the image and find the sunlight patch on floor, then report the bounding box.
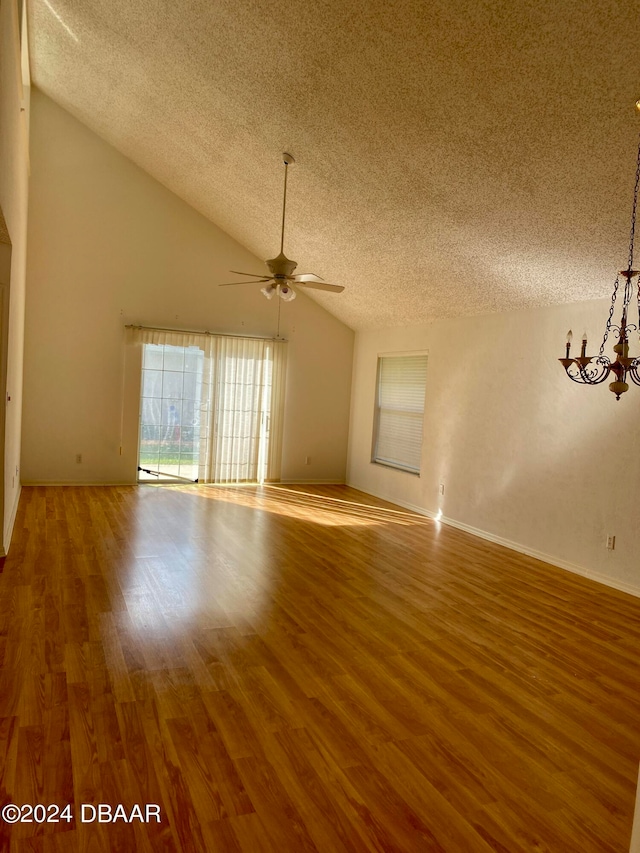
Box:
[151,483,431,528]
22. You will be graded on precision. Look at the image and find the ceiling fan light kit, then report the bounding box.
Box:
[559,102,640,400]
[219,153,344,301]
[261,283,296,301]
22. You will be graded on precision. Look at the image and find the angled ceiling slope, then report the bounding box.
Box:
[27,0,640,330]
[0,207,10,245]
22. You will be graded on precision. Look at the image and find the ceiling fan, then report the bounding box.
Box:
[219,153,344,302]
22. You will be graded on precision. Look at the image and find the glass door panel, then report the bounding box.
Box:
[138,343,204,482]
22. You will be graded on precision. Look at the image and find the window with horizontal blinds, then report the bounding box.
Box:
[372,354,428,474]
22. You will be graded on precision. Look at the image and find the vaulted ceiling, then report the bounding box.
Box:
[27,0,640,330]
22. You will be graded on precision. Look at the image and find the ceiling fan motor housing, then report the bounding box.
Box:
[266,252,298,278]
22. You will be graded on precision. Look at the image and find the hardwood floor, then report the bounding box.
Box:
[0,484,639,851]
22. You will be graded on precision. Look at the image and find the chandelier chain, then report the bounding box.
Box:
[599,275,619,356]
[627,133,640,271]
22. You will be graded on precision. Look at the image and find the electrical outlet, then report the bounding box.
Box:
[439,483,445,495]
[305,456,311,465]
[76,453,82,464]
[606,535,616,550]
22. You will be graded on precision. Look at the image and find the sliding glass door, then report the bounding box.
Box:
[135,333,286,485]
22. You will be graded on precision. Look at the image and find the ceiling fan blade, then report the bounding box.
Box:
[219,279,271,286]
[292,273,325,283]
[296,281,344,292]
[229,269,268,277]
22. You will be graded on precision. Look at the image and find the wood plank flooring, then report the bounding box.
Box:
[0,483,639,851]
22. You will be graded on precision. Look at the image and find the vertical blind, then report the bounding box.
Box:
[129,327,287,484]
[203,336,272,484]
[372,354,428,474]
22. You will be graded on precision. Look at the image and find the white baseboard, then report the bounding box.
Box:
[22,479,347,487]
[21,480,138,486]
[277,479,346,485]
[347,482,640,600]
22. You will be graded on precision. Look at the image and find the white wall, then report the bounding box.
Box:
[23,91,353,485]
[0,0,30,552]
[348,301,640,596]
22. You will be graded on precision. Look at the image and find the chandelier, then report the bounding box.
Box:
[560,109,640,400]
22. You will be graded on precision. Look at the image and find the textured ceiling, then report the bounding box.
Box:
[27,0,640,330]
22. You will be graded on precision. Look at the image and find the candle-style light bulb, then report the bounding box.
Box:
[581,332,588,358]
[565,329,573,358]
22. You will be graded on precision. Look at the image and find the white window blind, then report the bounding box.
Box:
[204,336,278,484]
[372,354,428,474]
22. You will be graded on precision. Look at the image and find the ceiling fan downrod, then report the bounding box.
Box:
[279,152,295,256]
[265,153,298,283]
